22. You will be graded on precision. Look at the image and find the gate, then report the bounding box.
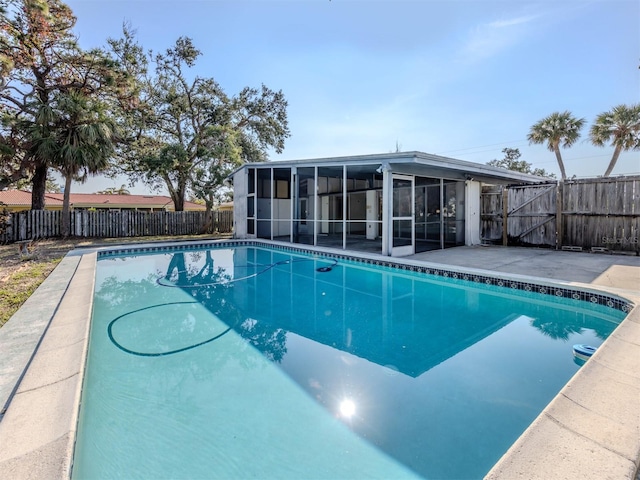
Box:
[481,177,640,253]
[481,183,557,248]
[506,184,557,247]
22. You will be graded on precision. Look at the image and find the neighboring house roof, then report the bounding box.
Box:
[0,190,64,208]
[0,191,206,211]
[230,151,547,185]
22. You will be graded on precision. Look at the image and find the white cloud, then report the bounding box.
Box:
[487,14,541,29]
[461,12,542,63]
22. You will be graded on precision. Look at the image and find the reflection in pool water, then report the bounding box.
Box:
[73,246,626,479]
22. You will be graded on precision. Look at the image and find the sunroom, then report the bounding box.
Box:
[230,152,543,257]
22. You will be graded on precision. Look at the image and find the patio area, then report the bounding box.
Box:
[0,240,638,479]
[409,245,640,292]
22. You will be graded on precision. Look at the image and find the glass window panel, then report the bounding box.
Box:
[248,168,255,194]
[317,167,343,222]
[393,178,412,217]
[257,169,271,198]
[293,221,314,245]
[443,180,465,247]
[256,219,271,239]
[296,168,315,221]
[346,220,366,235]
[393,219,412,247]
[273,168,291,199]
[272,220,291,240]
[347,192,366,221]
[257,197,271,220]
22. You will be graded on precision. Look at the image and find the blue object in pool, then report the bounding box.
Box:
[573,344,597,358]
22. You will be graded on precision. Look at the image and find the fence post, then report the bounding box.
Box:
[502,187,508,246]
[556,180,563,250]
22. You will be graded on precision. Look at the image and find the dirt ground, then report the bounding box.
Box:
[0,238,81,280]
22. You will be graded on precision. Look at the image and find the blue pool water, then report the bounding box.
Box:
[73,245,627,479]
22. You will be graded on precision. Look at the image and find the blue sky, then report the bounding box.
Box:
[63,0,639,194]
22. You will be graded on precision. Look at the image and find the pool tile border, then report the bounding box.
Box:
[98,239,634,314]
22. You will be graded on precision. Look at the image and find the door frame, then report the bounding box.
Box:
[391,174,415,256]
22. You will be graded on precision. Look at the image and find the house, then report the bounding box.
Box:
[217,201,233,212]
[0,190,64,212]
[229,151,545,257]
[0,190,206,212]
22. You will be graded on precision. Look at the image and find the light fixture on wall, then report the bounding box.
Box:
[376,162,390,174]
[464,174,475,181]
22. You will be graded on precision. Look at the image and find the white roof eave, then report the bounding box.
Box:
[228,151,547,184]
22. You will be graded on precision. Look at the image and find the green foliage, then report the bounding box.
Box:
[487,148,556,178]
[589,104,640,177]
[109,31,290,211]
[0,0,133,208]
[0,202,10,235]
[527,111,585,180]
[97,184,130,195]
[15,177,61,192]
[44,90,120,234]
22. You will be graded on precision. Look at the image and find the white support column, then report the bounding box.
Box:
[270,168,274,240]
[465,180,481,246]
[313,166,318,245]
[290,167,296,243]
[366,190,378,240]
[343,164,347,250]
[233,169,248,238]
[381,167,393,256]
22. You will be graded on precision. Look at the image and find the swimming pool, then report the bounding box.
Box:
[72,243,629,479]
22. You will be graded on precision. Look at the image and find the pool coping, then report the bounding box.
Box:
[0,239,638,479]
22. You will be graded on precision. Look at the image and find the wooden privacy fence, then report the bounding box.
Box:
[481,176,640,253]
[0,209,233,244]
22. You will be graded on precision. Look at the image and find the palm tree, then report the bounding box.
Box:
[98,184,130,195]
[32,91,119,236]
[57,93,119,236]
[115,184,131,195]
[527,111,585,180]
[589,104,640,177]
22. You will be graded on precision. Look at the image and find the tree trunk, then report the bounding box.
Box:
[553,145,567,180]
[61,174,72,237]
[172,190,185,211]
[165,252,188,284]
[603,146,622,177]
[163,175,184,211]
[205,192,213,214]
[31,162,48,210]
[199,193,214,234]
[172,180,186,212]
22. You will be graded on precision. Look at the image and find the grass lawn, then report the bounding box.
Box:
[0,234,229,328]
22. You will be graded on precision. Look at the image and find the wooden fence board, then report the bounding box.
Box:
[481,176,640,253]
[0,209,233,244]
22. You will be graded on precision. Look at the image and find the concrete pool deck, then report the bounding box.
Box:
[417,247,639,480]
[0,241,638,479]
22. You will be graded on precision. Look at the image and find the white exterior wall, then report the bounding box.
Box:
[233,170,248,238]
[465,180,481,246]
